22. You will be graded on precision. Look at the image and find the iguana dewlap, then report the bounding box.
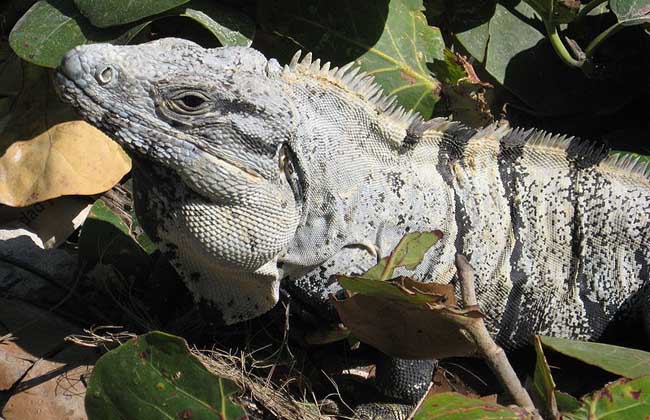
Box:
[55,38,650,348]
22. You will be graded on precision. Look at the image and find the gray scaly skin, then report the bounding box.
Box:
[56,38,650,406]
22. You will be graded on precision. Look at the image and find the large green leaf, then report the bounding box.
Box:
[540,336,650,379]
[610,0,650,26]
[8,0,146,68]
[258,0,444,118]
[453,1,632,116]
[562,376,650,420]
[412,392,532,419]
[73,0,189,27]
[9,0,253,68]
[86,331,246,420]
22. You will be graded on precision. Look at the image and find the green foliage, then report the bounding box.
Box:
[539,335,650,379]
[9,0,144,68]
[363,230,443,281]
[73,0,189,27]
[524,0,580,24]
[9,0,253,68]
[86,331,246,420]
[78,199,156,277]
[563,376,650,420]
[532,336,559,418]
[173,0,254,47]
[412,392,531,419]
[334,231,477,359]
[259,0,444,118]
[451,1,634,117]
[610,0,650,25]
[336,230,446,303]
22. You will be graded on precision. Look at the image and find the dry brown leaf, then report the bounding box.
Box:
[2,347,94,420]
[332,292,478,360]
[0,298,96,420]
[0,50,130,207]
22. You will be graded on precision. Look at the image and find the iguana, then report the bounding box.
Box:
[55,37,650,412]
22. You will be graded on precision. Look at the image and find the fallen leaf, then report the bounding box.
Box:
[0,297,97,420]
[0,49,131,207]
[332,292,478,359]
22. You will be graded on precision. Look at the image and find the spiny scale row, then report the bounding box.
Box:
[603,152,650,178]
[507,127,650,179]
[284,50,422,127]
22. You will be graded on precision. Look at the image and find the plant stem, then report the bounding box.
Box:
[454,255,540,417]
[544,21,584,68]
[577,0,608,19]
[585,22,624,57]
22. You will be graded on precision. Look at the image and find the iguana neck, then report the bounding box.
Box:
[278,78,458,277]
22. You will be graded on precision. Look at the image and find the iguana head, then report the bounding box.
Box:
[56,38,304,324]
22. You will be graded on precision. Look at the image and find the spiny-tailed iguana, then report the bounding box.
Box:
[55,37,650,406]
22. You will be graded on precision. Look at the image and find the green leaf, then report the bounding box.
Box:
[73,0,189,27]
[562,376,650,420]
[175,0,254,47]
[523,0,580,24]
[429,49,467,85]
[532,336,559,418]
[128,209,158,255]
[453,1,632,116]
[540,336,650,379]
[78,200,156,276]
[363,230,443,280]
[86,331,246,420]
[610,0,650,26]
[258,0,444,117]
[9,0,253,68]
[412,392,531,419]
[9,0,146,68]
[556,390,581,412]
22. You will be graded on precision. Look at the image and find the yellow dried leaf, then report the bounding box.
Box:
[0,48,130,207]
[0,121,130,206]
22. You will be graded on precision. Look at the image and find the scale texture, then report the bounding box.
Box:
[55,38,650,350]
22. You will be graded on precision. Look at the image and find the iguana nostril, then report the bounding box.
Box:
[95,66,114,85]
[59,50,83,81]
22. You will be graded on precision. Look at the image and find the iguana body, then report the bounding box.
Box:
[55,38,650,350]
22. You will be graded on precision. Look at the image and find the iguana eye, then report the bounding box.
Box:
[170,92,210,114]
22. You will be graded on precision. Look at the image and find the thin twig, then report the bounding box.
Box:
[453,254,540,418]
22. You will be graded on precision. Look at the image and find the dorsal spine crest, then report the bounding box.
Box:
[284,50,423,129]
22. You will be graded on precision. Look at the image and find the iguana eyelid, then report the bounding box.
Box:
[168,91,211,114]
